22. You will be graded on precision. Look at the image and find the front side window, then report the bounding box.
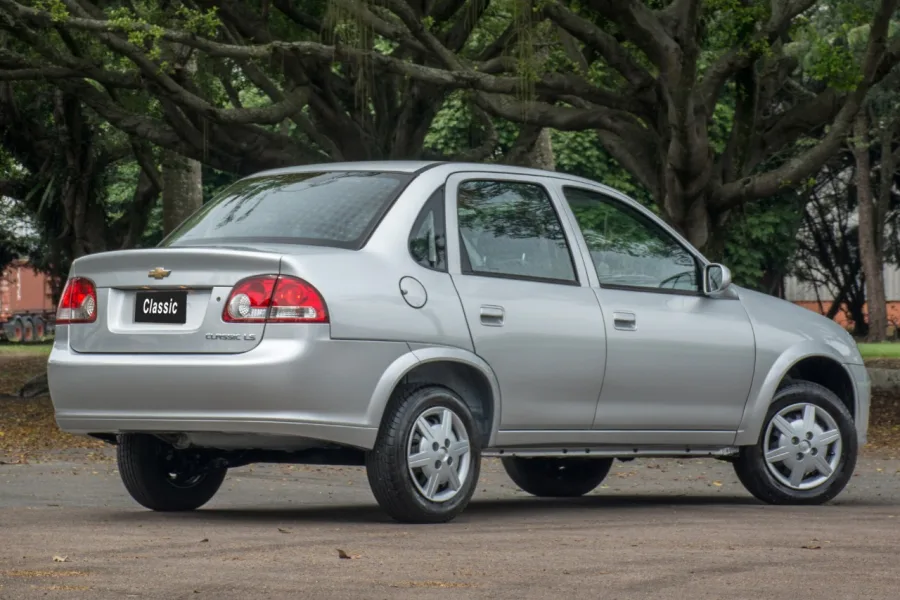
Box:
[457,180,577,284]
[409,187,447,271]
[563,187,699,292]
[162,171,412,250]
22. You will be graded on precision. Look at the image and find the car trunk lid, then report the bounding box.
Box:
[66,247,283,354]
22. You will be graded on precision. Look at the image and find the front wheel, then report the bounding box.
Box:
[733,381,857,505]
[366,385,481,523]
[117,434,227,511]
[502,457,613,497]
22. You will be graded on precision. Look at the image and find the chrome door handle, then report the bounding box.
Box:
[613,311,636,331]
[480,305,505,327]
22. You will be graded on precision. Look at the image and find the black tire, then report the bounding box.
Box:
[501,456,613,497]
[22,318,34,342]
[5,318,24,343]
[733,381,857,505]
[366,385,482,523]
[33,316,45,340]
[116,434,227,511]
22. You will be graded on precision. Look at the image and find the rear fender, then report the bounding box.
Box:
[365,345,502,447]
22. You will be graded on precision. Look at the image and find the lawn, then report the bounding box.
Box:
[0,342,52,355]
[858,343,900,359]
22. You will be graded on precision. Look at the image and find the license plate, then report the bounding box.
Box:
[134,291,188,324]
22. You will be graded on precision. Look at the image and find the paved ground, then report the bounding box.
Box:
[1,454,899,600]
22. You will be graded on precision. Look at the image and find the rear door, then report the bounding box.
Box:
[67,248,282,354]
[446,173,606,430]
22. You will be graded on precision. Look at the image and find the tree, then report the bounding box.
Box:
[850,105,899,341]
[0,80,161,283]
[3,0,899,253]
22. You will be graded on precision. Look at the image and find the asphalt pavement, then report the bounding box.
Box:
[1,454,899,599]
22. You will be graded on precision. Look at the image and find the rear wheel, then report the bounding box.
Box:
[733,381,856,505]
[502,457,613,497]
[117,434,227,511]
[366,385,481,523]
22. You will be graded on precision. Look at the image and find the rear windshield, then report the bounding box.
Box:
[161,171,413,250]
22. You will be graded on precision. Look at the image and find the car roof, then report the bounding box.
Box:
[251,161,442,177]
[248,160,620,195]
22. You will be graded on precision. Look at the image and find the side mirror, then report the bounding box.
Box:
[703,263,732,295]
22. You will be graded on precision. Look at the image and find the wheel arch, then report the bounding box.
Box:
[734,342,858,446]
[365,346,501,447]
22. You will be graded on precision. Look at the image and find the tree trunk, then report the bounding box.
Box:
[161,49,203,236]
[851,112,887,342]
[524,129,556,171]
[162,151,203,235]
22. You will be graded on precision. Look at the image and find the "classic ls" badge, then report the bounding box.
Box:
[205,333,256,341]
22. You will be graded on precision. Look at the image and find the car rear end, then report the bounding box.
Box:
[48,168,417,450]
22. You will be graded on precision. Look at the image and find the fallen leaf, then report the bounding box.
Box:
[712,481,723,487]
[800,544,821,550]
[199,539,208,543]
[52,556,68,563]
[337,549,361,559]
[278,528,291,534]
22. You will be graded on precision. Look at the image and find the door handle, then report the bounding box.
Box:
[480,305,505,327]
[613,311,637,331]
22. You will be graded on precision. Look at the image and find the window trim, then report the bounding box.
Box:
[455,178,581,286]
[561,185,703,296]
[407,186,448,273]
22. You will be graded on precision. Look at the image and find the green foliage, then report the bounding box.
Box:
[723,196,804,290]
[552,130,652,207]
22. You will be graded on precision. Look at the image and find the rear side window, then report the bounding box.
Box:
[457,180,577,284]
[162,171,412,250]
[409,187,447,271]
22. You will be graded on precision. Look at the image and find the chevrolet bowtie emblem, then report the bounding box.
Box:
[148,267,171,280]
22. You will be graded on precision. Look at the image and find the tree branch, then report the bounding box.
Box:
[696,0,817,115]
[715,0,900,209]
[542,2,656,91]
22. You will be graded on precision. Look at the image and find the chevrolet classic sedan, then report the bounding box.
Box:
[48,161,869,523]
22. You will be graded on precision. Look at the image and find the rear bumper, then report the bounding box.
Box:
[48,325,410,450]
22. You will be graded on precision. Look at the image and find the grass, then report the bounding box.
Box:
[0,342,52,355]
[858,343,900,359]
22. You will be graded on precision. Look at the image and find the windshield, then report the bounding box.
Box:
[161,171,413,250]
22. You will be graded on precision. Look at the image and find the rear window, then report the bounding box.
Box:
[161,171,413,250]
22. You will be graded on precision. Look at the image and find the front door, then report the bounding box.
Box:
[445,173,607,430]
[557,185,756,434]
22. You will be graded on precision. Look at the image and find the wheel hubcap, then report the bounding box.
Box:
[406,406,471,503]
[161,449,207,489]
[763,402,842,490]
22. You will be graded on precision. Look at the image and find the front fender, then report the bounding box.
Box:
[733,340,857,446]
[364,345,502,447]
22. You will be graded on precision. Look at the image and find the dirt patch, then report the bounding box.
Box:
[0,355,47,396]
[0,395,106,463]
[865,358,900,370]
[0,355,105,463]
[865,391,900,455]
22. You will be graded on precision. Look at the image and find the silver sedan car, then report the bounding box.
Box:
[48,161,869,522]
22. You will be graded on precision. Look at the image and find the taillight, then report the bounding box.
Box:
[223,275,328,323]
[56,277,98,324]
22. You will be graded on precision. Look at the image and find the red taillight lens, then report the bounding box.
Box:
[223,275,328,323]
[56,277,98,324]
